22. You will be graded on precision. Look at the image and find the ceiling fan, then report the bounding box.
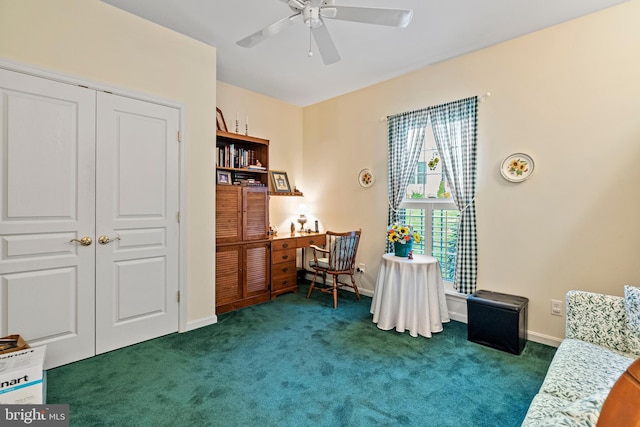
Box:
[236,0,413,65]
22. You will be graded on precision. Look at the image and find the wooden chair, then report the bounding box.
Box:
[597,357,640,426]
[306,230,361,309]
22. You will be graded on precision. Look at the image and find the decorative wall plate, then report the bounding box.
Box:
[500,153,534,182]
[358,168,374,188]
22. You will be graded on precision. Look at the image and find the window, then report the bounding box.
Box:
[400,125,460,282]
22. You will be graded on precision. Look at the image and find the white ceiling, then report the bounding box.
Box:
[100,0,627,107]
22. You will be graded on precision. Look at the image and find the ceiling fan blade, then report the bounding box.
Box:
[286,0,305,10]
[311,19,340,65]
[236,13,301,48]
[321,6,413,28]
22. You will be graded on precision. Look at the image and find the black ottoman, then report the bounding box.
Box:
[467,290,529,355]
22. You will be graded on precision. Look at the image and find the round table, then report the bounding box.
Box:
[370,253,450,338]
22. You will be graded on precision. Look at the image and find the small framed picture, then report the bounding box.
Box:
[270,170,291,193]
[217,170,232,185]
[216,107,228,132]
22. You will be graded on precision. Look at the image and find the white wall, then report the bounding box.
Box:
[0,0,219,326]
[303,0,640,342]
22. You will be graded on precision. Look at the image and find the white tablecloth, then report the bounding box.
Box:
[370,253,450,338]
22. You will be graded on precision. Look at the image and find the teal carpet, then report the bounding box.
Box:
[46,285,555,426]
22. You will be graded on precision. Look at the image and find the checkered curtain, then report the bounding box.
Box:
[429,97,478,294]
[386,109,429,252]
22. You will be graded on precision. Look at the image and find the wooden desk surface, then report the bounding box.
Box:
[270,232,325,248]
[270,231,324,240]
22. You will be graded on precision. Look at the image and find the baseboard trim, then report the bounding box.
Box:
[185,315,218,331]
[445,290,468,323]
[444,290,562,348]
[301,274,564,347]
[527,332,562,348]
[359,288,374,298]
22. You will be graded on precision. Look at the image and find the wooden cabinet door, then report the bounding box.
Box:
[244,242,270,298]
[243,187,268,241]
[215,244,243,305]
[216,185,242,244]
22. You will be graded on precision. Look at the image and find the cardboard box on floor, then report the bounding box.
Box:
[0,334,29,354]
[0,335,46,404]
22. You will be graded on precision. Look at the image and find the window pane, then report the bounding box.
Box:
[405,125,449,199]
[417,162,426,185]
[401,209,424,254]
[400,207,459,282]
[432,209,460,282]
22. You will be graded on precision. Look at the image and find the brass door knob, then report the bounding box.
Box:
[70,237,93,246]
[98,235,120,245]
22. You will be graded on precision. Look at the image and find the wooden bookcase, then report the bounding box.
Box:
[215,131,270,314]
[216,130,269,186]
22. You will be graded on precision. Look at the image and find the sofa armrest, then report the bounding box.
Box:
[565,290,630,353]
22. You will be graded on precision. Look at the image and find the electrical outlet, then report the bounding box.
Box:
[357,263,365,274]
[551,299,563,316]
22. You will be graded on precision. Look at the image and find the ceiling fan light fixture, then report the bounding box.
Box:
[303,5,320,27]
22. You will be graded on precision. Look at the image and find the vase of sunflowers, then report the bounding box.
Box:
[387,224,421,257]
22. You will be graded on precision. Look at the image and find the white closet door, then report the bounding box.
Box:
[0,68,96,369]
[95,92,180,354]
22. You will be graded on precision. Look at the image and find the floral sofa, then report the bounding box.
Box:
[521,286,640,426]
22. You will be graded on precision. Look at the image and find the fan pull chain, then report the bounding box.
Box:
[308,26,313,57]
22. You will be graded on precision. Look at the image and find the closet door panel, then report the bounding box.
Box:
[95,92,180,354]
[0,68,96,369]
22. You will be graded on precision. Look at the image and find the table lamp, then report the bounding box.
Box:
[296,203,309,231]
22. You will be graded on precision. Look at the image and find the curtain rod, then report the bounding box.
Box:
[378,92,491,122]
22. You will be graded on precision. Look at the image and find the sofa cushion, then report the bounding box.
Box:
[538,338,632,402]
[565,290,629,353]
[626,331,640,358]
[521,393,572,426]
[625,285,640,332]
[624,285,640,357]
[535,389,610,427]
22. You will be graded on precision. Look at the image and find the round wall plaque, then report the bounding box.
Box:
[358,168,374,188]
[500,153,535,182]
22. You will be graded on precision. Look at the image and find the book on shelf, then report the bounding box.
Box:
[236,179,265,187]
[216,145,257,169]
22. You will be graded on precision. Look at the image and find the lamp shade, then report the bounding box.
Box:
[296,203,309,215]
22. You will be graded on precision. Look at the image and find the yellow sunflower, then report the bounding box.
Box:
[387,223,421,246]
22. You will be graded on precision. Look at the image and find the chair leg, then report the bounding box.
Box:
[332,275,338,309]
[307,271,319,299]
[350,274,361,301]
